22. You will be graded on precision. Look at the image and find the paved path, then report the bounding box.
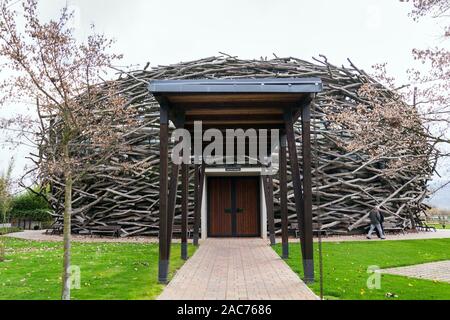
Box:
[382,260,450,283]
[158,238,318,300]
[5,229,450,244]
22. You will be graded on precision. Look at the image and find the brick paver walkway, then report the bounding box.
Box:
[382,260,450,283]
[158,238,318,300]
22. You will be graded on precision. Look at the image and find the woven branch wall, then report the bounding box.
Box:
[42,55,435,237]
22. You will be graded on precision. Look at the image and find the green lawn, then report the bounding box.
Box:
[2,237,449,300]
[0,238,195,300]
[427,223,448,230]
[274,238,450,300]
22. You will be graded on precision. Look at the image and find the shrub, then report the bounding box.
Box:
[10,209,52,222]
[0,227,21,235]
[9,189,52,222]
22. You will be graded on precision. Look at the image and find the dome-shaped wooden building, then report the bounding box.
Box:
[44,55,435,241]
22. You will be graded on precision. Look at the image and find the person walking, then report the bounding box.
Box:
[367,207,385,240]
[375,210,385,238]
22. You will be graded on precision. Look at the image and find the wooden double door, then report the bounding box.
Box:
[208,176,260,237]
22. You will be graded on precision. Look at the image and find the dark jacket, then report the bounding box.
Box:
[369,209,381,225]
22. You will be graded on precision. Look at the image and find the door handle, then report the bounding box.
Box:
[225,208,232,214]
[236,208,244,213]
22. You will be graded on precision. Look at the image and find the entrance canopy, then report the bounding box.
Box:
[148,77,322,285]
[149,78,322,130]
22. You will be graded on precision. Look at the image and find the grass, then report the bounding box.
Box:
[0,238,196,300]
[274,238,450,300]
[0,227,22,235]
[427,223,448,230]
[2,236,449,300]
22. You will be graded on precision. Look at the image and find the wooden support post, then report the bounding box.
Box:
[166,162,180,264]
[198,163,206,237]
[301,105,315,283]
[181,162,189,260]
[158,105,169,283]
[263,175,276,246]
[177,115,189,259]
[193,164,201,246]
[279,134,289,259]
[284,110,306,257]
[160,111,185,282]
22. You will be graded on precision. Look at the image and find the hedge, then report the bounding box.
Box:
[10,209,52,222]
[8,189,52,222]
[0,227,22,235]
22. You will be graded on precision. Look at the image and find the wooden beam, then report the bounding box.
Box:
[158,105,169,284]
[181,162,189,260]
[285,107,315,283]
[166,162,180,265]
[185,124,285,132]
[279,134,289,259]
[284,109,305,256]
[185,107,283,116]
[185,119,284,126]
[198,163,206,239]
[193,164,201,246]
[293,93,314,121]
[167,93,305,104]
[263,175,276,246]
[185,114,285,123]
[301,105,315,283]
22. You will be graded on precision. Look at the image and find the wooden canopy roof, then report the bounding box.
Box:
[150,77,321,284]
[149,78,322,130]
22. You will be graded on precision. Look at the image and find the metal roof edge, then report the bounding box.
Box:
[148,78,323,94]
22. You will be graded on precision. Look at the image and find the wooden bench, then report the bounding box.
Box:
[383,227,405,234]
[171,225,194,239]
[46,223,63,235]
[364,224,404,235]
[416,220,436,232]
[290,222,329,238]
[91,226,121,238]
[78,229,92,236]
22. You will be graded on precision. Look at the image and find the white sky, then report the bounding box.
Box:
[1,0,449,206]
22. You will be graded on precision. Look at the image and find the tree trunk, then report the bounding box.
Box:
[0,242,5,262]
[0,213,5,262]
[61,144,72,300]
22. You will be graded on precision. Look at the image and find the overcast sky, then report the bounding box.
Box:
[1,0,449,206]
